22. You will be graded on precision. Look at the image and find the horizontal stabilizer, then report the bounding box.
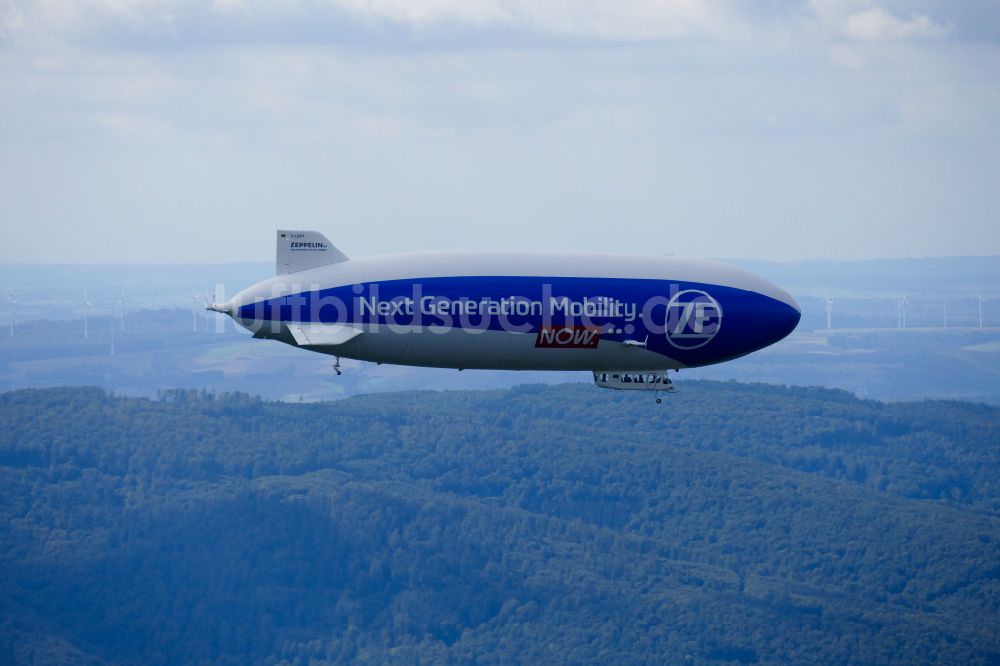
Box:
[277,230,349,275]
[288,323,363,347]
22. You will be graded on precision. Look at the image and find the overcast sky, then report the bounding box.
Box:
[1,0,998,263]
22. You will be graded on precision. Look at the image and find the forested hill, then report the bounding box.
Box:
[1,383,998,665]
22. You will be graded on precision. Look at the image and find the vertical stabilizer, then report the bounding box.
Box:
[276,230,349,275]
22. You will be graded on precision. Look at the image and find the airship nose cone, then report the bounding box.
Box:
[207,299,241,320]
[784,301,801,336]
[774,292,801,342]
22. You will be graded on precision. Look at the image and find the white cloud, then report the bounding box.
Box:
[843,7,947,40]
[808,1,948,42]
[0,0,741,45]
[332,0,513,28]
[0,0,964,49]
[501,0,735,41]
[1,0,181,44]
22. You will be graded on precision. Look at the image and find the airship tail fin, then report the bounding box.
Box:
[276,230,349,275]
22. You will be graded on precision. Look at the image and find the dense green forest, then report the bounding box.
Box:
[0,382,998,664]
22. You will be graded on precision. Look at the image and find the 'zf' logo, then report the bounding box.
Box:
[664,290,723,350]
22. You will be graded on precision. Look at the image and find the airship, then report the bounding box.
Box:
[209,231,799,402]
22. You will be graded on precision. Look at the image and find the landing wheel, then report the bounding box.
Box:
[333,357,342,376]
[655,397,662,404]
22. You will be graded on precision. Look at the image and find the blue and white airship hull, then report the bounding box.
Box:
[210,231,800,387]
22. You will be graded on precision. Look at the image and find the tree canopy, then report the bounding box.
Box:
[1,382,998,664]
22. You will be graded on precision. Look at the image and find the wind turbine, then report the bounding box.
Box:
[980,294,988,329]
[6,290,16,337]
[943,301,948,328]
[897,293,910,329]
[825,295,833,332]
[207,284,226,334]
[109,306,115,356]
[203,286,215,331]
[118,289,129,333]
[83,292,93,340]
[191,290,201,332]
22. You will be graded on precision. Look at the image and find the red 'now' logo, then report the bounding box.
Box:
[535,327,601,349]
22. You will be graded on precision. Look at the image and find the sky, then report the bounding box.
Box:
[1,0,998,263]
